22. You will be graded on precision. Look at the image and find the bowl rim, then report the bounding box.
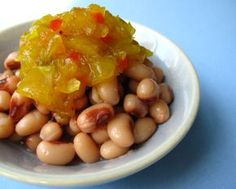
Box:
[0,21,200,186]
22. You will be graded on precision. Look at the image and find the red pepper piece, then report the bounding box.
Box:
[118,57,129,72]
[94,12,105,24]
[69,51,81,63]
[101,34,113,43]
[50,18,62,31]
[77,75,88,87]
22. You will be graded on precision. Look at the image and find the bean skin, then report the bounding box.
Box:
[153,67,164,83]
[74,133,100,163]
[40,121,63,141]
[160,83,174,104]
[124,63,156,81]
[91,125,109,144]
[16,110,49,136]
[66,116,80,136]
[100,140,129,159]
[0,113,14,139]
[36,141,75,165]
[14,69,20,77]
[9,92,33,122]
[77,103,114,133]
[0,90,11,111]
[35,104,50,115]
[4,51,21,70]
[0,70,14,79]
[53,113,70,126]
[96,78,120,106]
[107,113,134,147]
[25,133,42,152]
[133,117,157,144]
[123,94,148,117]
[89,87,103,105]
[149,100,170,124]
[136,78,160,101]
[0,75,20,94]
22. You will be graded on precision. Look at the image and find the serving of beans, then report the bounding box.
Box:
[0,51,174,166]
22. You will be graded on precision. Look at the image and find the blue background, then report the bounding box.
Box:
[1,0,236,188]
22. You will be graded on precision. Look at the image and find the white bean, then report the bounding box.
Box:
[25,133,42,152]
[37,141,75,165]
[133,117,157,144]
[96,78,120,105]
[107,113,134,147]
[40,121,63,141]
[0,113,14,139]
[100,140,129,159]
[149,100,170,124]
[74,133,100,163]
[16,110,49,136]
[0,90,11,111]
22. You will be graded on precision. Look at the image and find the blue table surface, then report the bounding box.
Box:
[1,0,236,188]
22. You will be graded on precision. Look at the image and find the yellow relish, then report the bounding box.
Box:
[16,4,152,115]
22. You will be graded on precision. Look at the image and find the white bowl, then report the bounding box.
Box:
[0,21,200,186]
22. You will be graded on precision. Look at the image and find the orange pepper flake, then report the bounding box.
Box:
[78,75,88,87]
[93,12,105,24]
[50,18,62,31]
[118,57,129,72]
[69,51,81,62]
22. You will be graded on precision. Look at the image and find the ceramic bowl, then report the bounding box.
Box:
[0,21,200,186]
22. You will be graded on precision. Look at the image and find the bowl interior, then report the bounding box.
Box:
[0,22,199,186]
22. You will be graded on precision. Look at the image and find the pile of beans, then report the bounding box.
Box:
[0,51,173,165]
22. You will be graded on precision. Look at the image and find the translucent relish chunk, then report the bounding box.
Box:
[17,4,152,115]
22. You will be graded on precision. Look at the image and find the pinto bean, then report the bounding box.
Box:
[40,121,63,141]
[0,113,14,139]
[0,90,11,111]
[160,83,174,104]
[149,100,170,124]
[16,110,49,136]
[107,113,134,147]
[3,51,21,70]
[96,78,120,105]
[124,63,156,81]
[0,75,20,94]
[91,125,109,144]
[74,133,100,163]
[133,117,157,144]
[123,94,148,117]
[9,92,33,122]
[25,133,42,152]
[100,140,129,159]
[77,103,114,133]
[36,141,75,165]
[136,78,160,100]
